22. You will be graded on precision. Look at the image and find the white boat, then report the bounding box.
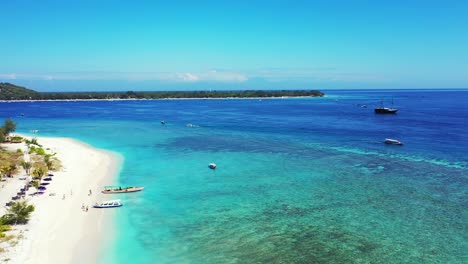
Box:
[384,138,403,145]
[102,186,144,194]
[93,199,123,208]
[208,163,217,169]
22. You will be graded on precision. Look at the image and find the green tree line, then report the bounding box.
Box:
[1,82,324,100]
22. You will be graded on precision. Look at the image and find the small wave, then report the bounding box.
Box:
[309,144,467,170]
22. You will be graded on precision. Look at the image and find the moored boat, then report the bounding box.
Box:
[384,138,404,145]
[102,186,144,194]
[375,98,398,114]
[93,199,123,208]
[208,163,217,169]
[375,107,398,114]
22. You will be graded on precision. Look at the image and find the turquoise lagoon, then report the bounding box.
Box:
[0,89,467,263]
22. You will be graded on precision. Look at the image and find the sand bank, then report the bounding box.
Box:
[2,136,121,264]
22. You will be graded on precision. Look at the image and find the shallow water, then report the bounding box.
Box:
[1,89,467,263]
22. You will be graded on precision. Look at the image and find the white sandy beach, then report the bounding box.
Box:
[1,136,121,264]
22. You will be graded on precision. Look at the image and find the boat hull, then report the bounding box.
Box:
[384,139,404,145]
[93,199,123,208]
[93,204,123,208]
[374,108,398,114]
[102,187,144,194]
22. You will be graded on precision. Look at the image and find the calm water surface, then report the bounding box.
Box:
[1,89,467,263]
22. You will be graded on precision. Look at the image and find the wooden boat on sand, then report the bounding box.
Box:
[102,186,144,194]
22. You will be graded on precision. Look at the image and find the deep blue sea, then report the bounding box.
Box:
[1,89,467,263]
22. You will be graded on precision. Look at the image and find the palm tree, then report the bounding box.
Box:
[0,165,6,180]
[32,167,46,181]
[0,201,35,225]
[9,164,16,177]
[2,119,16,135]
[44,154,55,170]
[0,164,17,178]
[31,180,41,194]
[46,160,54,170]
[21,161,32,175]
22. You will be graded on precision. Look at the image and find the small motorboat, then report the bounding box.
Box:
[93,199,123,208]
[208,163,217,169]
[102,186,144,194]
[161,120,166,125]
[384,138,404,145]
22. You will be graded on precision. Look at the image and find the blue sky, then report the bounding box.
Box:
[1,0,467,91]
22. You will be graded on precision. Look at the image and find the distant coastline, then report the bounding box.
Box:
[0,82,324,101]
[0,95,323,103]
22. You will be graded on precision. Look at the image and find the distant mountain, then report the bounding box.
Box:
[0,82,324,100]
[0,82,41,100]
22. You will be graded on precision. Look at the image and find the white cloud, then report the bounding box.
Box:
[178,73,200,81]
[248,68,388,83]
[0,70,249,83]
[0,68,387,83]
[0,73,17,80]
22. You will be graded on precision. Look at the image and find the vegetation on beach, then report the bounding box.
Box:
[0,225,12,237]
[0,150,22,181]
[0,119,61,256]
[24,138,41,148]
[0,119,17,143]
[0,119,21,180]
[0,82,324,100]
[21,161,32,175]
[1,119,60,181]
[0,164,18,180]
[0,201,35,225]
[0,201,34,254]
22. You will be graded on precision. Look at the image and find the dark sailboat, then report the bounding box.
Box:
[375,98,398,114]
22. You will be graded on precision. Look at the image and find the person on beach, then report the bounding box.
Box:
[86,206,89,212]
[81,204,85,210]
[88,189,92,196]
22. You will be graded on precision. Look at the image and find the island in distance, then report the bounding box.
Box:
[0,82,324,101]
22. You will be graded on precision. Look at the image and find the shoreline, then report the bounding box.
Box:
[0,95,323,103]
[1,135,122,264]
